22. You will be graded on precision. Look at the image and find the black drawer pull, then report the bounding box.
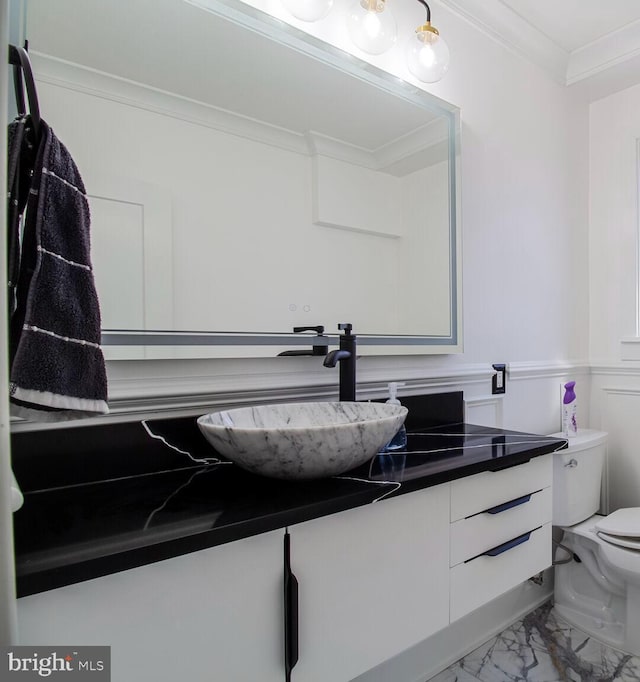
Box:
[480,528,539,559]
[486,493,532,515]
[284,532,299,681]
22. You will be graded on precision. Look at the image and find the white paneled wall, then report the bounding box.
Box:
[590,370,640,512]
[589,82,640,513]
[599,388,640,511]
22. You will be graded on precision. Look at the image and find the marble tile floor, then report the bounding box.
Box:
[427,601,640,682]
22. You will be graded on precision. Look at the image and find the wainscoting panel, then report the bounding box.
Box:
[598,387,640,511]
[464,396,503,428]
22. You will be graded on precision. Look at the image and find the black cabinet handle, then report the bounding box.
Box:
[477,528,541,563]
[485,493,532,515]
[284,532,299,681]
[464,526,541,563]
[482,530,533,557]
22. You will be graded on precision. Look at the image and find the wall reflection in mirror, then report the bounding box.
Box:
[25,0,461,357]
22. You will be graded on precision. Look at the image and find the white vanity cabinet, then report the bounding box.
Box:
[17,530,285,682]
[16,485,450,682]
[16,455,554,682]
[448,454,553,621]
[289,484,450,682]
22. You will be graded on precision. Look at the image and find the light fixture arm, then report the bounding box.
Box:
[414,0,439,35]
[415,0,431,23]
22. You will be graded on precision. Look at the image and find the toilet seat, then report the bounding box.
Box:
[596,508,640,536]
[595,508,640,551]
[596,531,640,551]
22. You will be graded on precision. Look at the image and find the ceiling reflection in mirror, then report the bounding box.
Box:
[25,0,461,356]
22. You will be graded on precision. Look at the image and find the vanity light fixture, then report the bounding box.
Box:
[345,0,397,55]
[406,0,450,82]
[280,0,449,81]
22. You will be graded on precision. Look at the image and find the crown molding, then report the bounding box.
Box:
[30,51,309,156]
[567,20,640,85]
[33,51,447,178]
[306,118,447,176]
[436,0,568,85]
[437,0,640,94]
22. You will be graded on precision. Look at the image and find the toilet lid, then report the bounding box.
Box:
[596,508,640,537]
[596,530,640,551]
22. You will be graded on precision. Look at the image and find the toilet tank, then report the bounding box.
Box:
[548,429,608,526]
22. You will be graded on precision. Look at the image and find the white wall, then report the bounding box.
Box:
[2,0,590,436]
[87,0,589,438]
[419,5,588,369]
[239,0,590,363]
[589,82,640,511]
[589,82,640,362]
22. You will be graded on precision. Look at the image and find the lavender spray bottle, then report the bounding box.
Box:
[562,381,578,437]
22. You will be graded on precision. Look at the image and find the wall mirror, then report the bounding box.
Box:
[24,0,461,358]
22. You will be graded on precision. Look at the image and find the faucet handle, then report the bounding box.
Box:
[338,323,352,334]
[293,325,325,335]
[287,325,328,357]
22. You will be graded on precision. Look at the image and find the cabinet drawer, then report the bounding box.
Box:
[450,454,552,521]
[450,523,552,622]
[450,487,551,566]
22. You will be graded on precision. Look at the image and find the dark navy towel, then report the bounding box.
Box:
[7,117,108,420]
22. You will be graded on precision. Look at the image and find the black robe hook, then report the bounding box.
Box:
[8,42,41,142]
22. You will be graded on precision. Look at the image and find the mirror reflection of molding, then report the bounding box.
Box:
[26,0,461,357]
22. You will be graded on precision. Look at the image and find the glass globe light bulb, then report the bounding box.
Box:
[281,0,333,22]
[345,0,397,55]
[406,26,450,83]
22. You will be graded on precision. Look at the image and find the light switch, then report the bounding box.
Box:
[492,364,506,394]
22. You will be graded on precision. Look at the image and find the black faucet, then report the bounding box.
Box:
[323,323,356,401]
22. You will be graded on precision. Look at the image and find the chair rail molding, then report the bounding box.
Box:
[11,359,590,431]
[591,362,640,377]
[507,360,590,381]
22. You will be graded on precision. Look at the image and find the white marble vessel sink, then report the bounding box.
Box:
[197,401,408,480]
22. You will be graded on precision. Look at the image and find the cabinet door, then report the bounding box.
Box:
[289,484,450,682]
[17,530,284,682]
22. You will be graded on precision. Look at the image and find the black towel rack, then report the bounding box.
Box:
[8,41,41,142]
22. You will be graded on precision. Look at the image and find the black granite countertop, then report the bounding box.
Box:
[11,393,566,597]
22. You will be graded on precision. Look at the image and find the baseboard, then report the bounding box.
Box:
[353,573,553,682]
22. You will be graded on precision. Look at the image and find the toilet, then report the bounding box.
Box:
[552,429,640,655]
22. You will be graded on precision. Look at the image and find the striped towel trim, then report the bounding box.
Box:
[42,167,88,200]
[10,385,109,416]
[38,246,92,272]
[23,324,101,350]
